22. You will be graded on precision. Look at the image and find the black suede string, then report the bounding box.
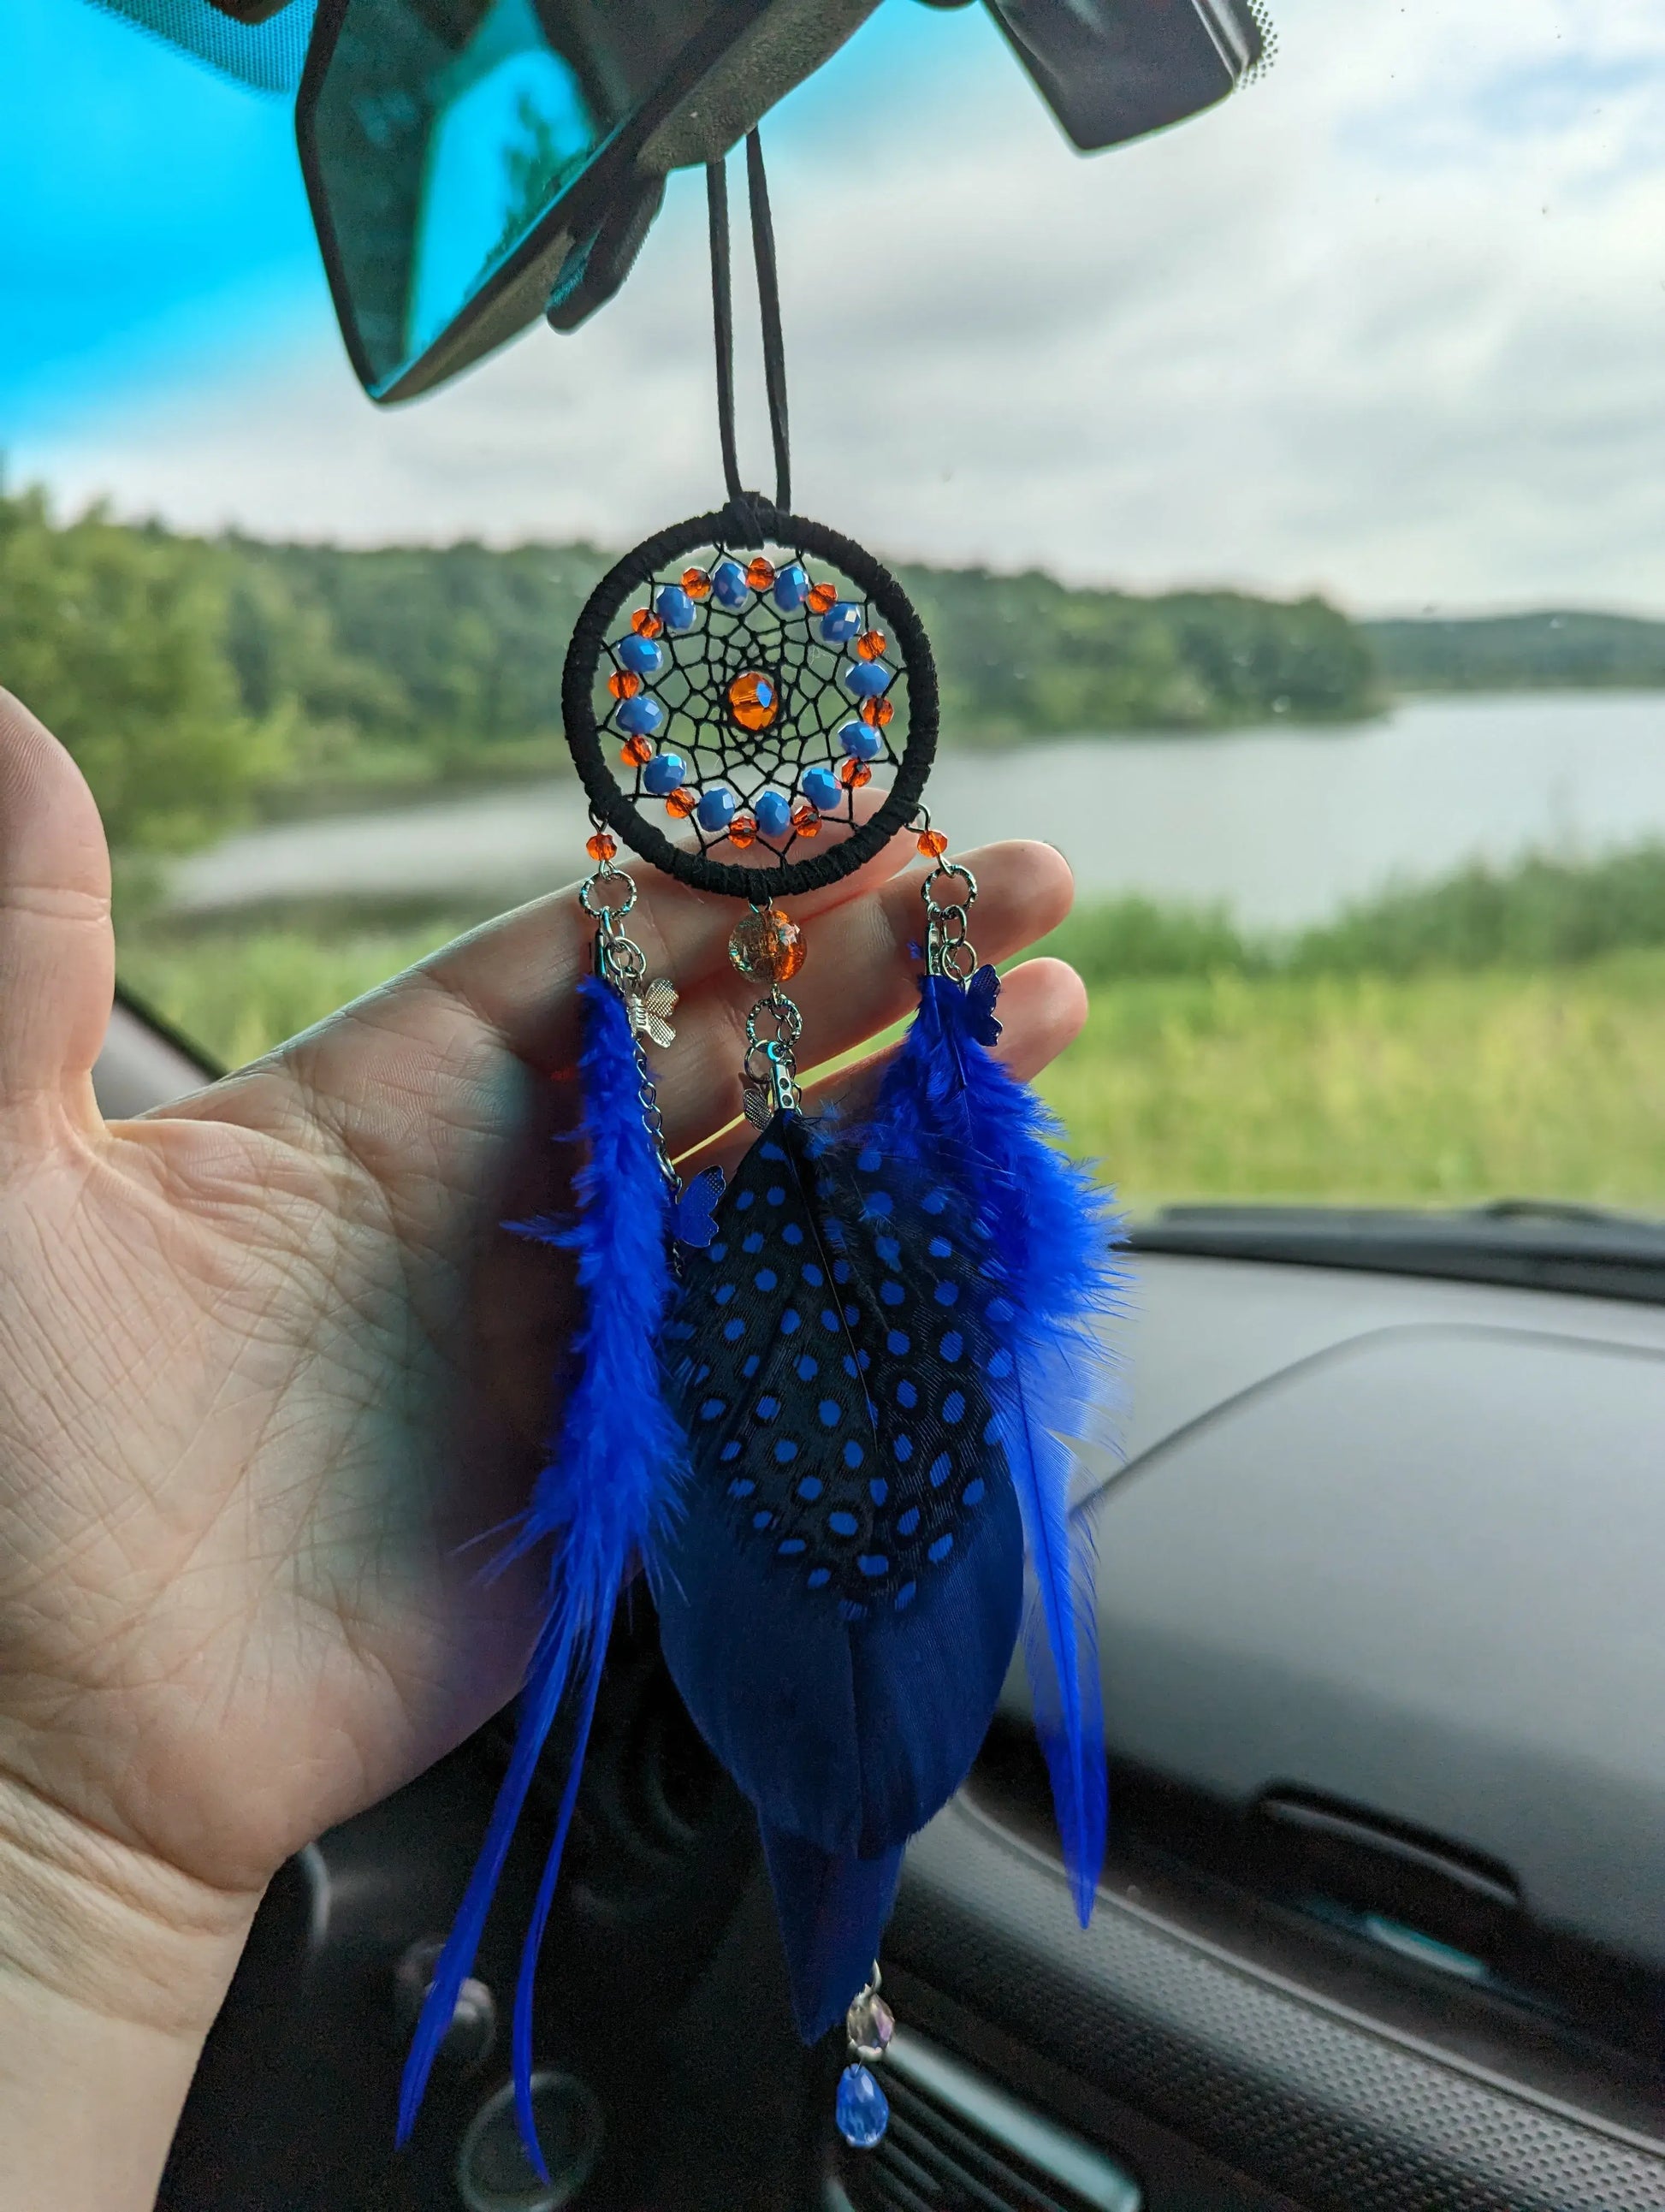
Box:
[707,130,791,514]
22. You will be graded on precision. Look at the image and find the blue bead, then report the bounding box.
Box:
[820,602,862,646]
[618,695,667,739]
[641,750,685,795]
[773,562,809,610]
[842,659,890,700]
[711,559,750,609]
[696,786,738,832]
[802,766,842,813]
[618,632,665,676]
[839,719,882,761]
[655,584,696,632]
[837,2065,890,2150]
[755,790,793,838]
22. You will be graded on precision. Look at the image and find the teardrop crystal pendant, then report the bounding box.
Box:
[836,2063,890,2150]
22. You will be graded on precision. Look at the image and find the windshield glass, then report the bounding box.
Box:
[6,0,1665,1222]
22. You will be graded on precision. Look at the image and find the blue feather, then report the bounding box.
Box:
[864,969,1129,1923]
[400,974,684,2153]
[653,1111,1025,2038]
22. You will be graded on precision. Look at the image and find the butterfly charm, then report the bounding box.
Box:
[625,977,678,1049]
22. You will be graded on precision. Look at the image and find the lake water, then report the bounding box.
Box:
[173,691,1665,933]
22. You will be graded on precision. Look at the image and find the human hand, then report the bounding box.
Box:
[0,687,1085,2205]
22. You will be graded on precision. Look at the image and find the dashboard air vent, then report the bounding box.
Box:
[832,2031,1141,2212]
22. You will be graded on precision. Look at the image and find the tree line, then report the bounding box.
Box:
[13,483,1657,857]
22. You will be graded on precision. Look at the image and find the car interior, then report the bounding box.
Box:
[95,999,1665,2212]
[15,0,1665,2203]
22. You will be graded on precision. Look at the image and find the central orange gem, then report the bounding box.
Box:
[727,670,779,732]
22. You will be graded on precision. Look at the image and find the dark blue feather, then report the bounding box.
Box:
[400,974,684,2151]
[653,1111,1024,2038]
[758,1826,904,2043]
[864,968,1129,1924]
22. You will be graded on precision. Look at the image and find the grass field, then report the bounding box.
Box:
[119,903,1665,1218]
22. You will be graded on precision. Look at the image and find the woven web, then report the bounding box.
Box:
[590,536,913,870]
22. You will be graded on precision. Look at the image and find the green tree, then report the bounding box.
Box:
[0,489,286,850]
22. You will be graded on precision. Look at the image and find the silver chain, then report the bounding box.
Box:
[579,862,680,1195]
[741,988,803,1128]
[921,859,980,983]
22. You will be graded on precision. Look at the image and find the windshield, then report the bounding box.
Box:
[7,0,1665,1225]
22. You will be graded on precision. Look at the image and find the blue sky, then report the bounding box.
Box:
[7,0,1665,614]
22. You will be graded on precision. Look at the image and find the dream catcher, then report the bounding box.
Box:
[401,133,1126,2174]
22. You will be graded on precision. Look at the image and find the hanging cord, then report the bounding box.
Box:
[706,130,791,516]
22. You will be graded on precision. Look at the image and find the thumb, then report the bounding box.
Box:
[0,688,114,1117]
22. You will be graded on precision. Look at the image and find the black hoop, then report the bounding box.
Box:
[562,497,939,902]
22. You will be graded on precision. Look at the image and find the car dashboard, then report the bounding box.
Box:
[97,1001,1665,2212]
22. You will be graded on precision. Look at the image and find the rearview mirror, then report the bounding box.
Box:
[298,0,881,401]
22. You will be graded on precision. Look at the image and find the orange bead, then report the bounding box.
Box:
[620,734,654,767]
[665,786,698,818]
[683,566,713,599]
[631,608,664,638]
[727,812,758,849]
[856,629,887,661]
[745,556,776,590]
[607,669,643,700]
[806,580,838,615]
[791,800,821,838]
[860,696,895,728]
[729,904,805,983]
[585,830,618,863]
[916,828,949,859]
[838,757,872,789]
[727,670,779,732]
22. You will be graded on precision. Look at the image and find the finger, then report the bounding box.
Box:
[0,690,113,1116]
[649,840,1075,1157]
[412,787,921,1072]
[676,955,1090,1188]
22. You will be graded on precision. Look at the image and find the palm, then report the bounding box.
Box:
[0,690,1081,1906]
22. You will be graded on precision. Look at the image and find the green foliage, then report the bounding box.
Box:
[1035,896,1261,982]
[904,567,1383,738]
[1040,953,1665,1212]
[1043,844,1665,983]
[1290,846,1665,976]
[0,488,286,850]
[1364,610,1665,692]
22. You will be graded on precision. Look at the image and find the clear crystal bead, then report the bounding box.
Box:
[845,1988,895,2062]
[836,2063,890,2150]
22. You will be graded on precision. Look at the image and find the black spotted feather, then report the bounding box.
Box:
[653,1111,1023,2037]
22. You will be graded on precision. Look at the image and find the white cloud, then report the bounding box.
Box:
[22,0,1665,612]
